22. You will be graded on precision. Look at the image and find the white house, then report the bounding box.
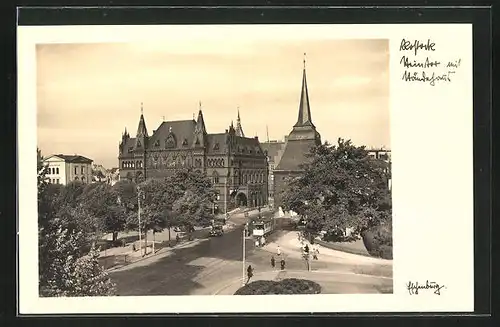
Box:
[43,154,93,185]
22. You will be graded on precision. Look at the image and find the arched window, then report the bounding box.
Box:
[212,171,219,184]
[74,176,78,181]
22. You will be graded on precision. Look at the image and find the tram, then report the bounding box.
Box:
[252,214,275,237]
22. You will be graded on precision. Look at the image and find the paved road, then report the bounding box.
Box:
[109,209,262,296]
[109,208,392,296]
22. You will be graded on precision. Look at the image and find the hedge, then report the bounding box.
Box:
[234,278,321,295]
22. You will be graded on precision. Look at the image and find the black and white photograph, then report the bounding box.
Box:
[36,37,392,297]
[17,22,476,314]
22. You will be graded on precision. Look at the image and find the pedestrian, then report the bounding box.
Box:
[176,234,180,244]
[280,258,286,270]
[271,255,275,268]
[247,265,254,284]
[277,245,281,256]
[313,248,319,260]
[260,236,266,246]
[304,244,309,254]
[255,239,260,248]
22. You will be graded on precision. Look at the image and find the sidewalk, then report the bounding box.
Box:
[263,231,392,266]
[213,269,393,295]
[105,238,207,272]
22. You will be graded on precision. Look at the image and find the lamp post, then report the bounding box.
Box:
[224,177,228,218]
[242,224,247,286]
[137,186,142,255]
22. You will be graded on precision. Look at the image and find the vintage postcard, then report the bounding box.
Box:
[18,23,473,313]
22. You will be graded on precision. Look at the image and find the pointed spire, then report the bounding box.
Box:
[294,55,314,128]
[266,125,270,142]
[136,103,148,137]
[195,103,206,134]
[235,107,245,137]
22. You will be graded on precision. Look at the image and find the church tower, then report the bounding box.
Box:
[273,54,322,209]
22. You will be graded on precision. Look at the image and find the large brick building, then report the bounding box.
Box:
[273,62,322,210]
[118,104,268,212]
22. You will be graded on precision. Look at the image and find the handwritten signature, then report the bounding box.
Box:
[407,280,446,295]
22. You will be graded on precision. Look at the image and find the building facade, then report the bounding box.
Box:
[43,154,93,185]
[273,62,322,210]
[118,105,268,212]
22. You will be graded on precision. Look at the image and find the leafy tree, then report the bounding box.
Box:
[133,178,174,255]
[39,226,116,297]
[38,149,116,296]
[172,189,214,233]
[281,138,392,241]
[113,179,138,231]
[79,183,126,242]
[56,180,86,209]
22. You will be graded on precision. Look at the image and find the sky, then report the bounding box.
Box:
[37,38,389,169]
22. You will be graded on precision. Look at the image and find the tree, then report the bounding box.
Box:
[172,189,214,235]
[135,178,174,255]
[79,183,126,242]
[39,226,116,297]
[281,138,392,241]
[38,149,116,296]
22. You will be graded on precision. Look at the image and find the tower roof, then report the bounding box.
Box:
[275,56,321,171]
[135,102,148,137]
[196,101,207,134]
[294,59,314,128]
[235,107,245,137]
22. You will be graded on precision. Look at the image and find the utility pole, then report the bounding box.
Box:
[224,177,228,221]
[242,226,246,286]
[137,187,142,255]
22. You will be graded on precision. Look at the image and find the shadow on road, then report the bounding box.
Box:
[109,225,256,296]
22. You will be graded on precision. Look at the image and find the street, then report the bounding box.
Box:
[109,208,393,296]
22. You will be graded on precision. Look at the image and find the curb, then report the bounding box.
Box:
[105,238,205,272]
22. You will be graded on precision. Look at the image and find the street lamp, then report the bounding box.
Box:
[137,186,145,256]
[242,223,248,286]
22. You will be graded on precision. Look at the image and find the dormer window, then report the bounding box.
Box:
[213,143,219,150]
[182,139,188,146]
[128,147,133,153]
[137,140,142,148]
[154,140,160,147]
[166,134,176,149]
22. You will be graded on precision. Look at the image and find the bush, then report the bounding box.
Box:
[361,224,393,259]
[234,278,321,295]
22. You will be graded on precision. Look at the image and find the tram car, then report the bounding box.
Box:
[252,214,275,237]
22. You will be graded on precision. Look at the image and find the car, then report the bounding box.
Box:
[209,225,224,237]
